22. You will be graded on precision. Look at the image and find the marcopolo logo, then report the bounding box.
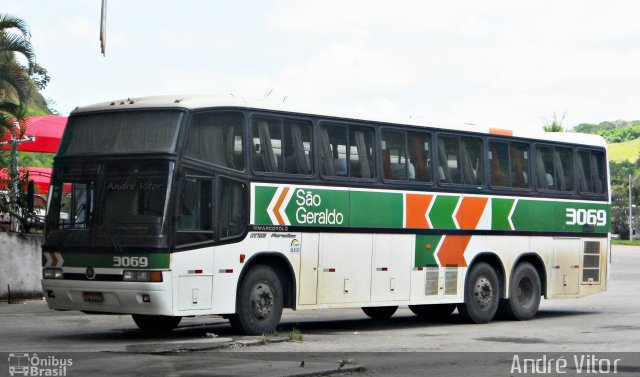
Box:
[8,353,73,376]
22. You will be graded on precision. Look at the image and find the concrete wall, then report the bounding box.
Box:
[0,232,43,300]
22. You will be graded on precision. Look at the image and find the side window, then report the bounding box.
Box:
[510,142,530,188]
[437,135,483,186]
[320,123,375,179]
[555,147,574,192]
[219,177,246,239]
[535,145,574,192]
[382,129,431,183]
[577,150,605,194]
[489,140,530,189]
[185,112,244,170]
[252,117,313,175]
[535,146,555,190]
[489,141,509,187]
[177,177,214,245]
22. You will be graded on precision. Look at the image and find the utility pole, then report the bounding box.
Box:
[630,174,634,242]
[0,124,35,232]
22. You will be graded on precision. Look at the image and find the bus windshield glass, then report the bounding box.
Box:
[46,160,174,250]
[58,110,183,156]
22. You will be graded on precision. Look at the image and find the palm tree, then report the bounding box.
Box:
[0,13,36,130]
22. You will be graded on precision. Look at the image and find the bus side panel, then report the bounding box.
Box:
[371,234,412,302]
[171,247,214,315]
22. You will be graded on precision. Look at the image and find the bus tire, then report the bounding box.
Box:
[362,306,398,320]
[459,262,500,324]
[229,265,283,335]
[409,304,456,321]
[500,262,541,321]
[132,314,181,333]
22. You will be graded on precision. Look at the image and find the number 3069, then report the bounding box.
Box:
[566,208,606,226]
[113,256,148,268]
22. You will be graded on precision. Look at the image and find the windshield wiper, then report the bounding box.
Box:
[100,214,124,252]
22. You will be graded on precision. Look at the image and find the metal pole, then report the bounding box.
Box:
[630,174,633,242]
[10,135,20,233]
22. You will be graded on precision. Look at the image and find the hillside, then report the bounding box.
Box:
[573,120,640,162]
[608,138,640,162]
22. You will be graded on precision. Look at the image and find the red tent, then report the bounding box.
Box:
[0,115,67,153]
[1,167,53,194]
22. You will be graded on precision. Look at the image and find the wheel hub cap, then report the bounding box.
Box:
[473,277,493,309]
[250,282,274,320]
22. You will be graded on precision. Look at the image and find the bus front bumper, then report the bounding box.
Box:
[41,274,173,316]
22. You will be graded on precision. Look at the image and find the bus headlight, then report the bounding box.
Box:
[123,270,163,282]
[43,268,64,279]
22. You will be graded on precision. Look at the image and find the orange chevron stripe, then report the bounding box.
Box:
[273,187,290,225]
[405,193,433,229]
[455,196,488,230]
[50,252,58,268]
[437,235,470,267]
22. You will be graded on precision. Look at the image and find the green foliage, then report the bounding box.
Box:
[572,120,640,143]
[543,112,565,132]
[17,151,54,168]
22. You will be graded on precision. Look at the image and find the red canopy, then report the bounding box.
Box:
[0,167,53,194]
[1,115,67,153]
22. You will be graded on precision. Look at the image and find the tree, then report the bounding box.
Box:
[543,112,566,132]
[0,13,47,130]
[0,14,48,232]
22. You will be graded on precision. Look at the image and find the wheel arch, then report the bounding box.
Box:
[512,253,548,299]
[237,252,296,310]
[466,252,507,299]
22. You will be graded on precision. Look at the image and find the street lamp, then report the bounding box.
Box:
[0,123,35,232]
[630,174,638,242]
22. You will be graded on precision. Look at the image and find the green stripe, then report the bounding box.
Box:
[492,198,515,231]
[350,191,403,228]
[415,235,442,267]
[57,252,170,269]
[428,195,459,229]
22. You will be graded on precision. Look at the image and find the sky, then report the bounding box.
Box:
[5,1,640,132]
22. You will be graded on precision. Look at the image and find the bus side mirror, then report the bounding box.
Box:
[181,179,197,215]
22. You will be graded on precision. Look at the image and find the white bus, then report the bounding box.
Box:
[42,96,610,334]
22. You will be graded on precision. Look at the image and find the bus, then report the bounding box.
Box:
[42,96,610,335]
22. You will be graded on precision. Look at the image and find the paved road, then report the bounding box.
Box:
[1,245,639,376]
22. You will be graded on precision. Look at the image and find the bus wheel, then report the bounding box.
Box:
[132,314,181,333]
[459,262,500,324]
[229,265,283,335]
[409,304,456,321]
[362,306,398,320]
[500,262,541,321]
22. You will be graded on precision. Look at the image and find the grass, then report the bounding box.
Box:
[612,239,640,247]
[287,328,304,342]
[608,139,640,162]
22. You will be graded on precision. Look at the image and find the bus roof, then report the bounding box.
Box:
[72,95,607,148]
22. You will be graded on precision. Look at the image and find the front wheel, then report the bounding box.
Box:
[458,262,500,324]
[499,262,541,320]
[132,314,181,333]
[229,265,283,335]
[362,306,398,320]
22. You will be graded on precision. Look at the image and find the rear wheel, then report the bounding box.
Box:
[229,265,283,335]
[362,306,398,320]
[499,262,541,320]
[132,314,181,333]
[458,262,500,324]
[409,304,456,321]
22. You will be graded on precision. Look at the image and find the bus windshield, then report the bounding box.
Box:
[58,110,183,156]
[46,160,174,250]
